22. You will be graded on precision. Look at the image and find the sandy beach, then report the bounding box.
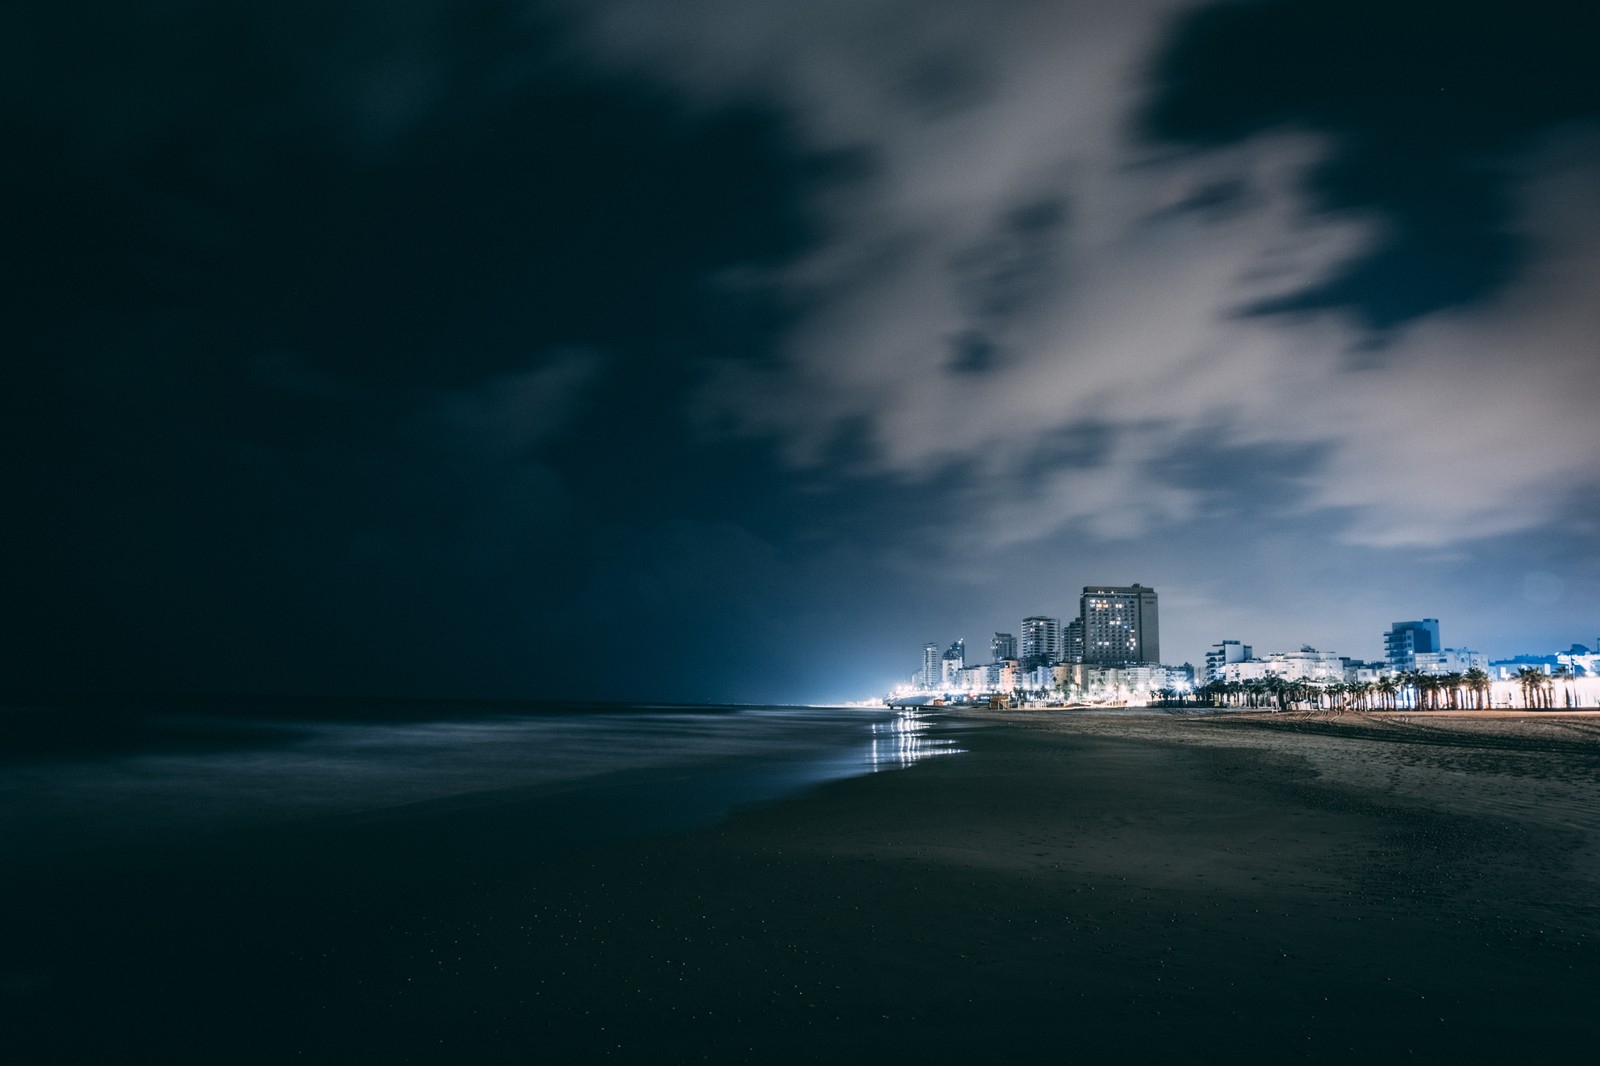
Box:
[356,709,1600,1063]
[16,708,1600,1063]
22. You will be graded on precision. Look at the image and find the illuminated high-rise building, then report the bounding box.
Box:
[991,632,1017,662]
[1063,617,1084,664]
[920,642,940,690]
[1020,616,1062,668]
[1080,584,1159,665]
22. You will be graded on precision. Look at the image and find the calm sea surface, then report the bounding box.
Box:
[1,698,964,865]
[1,697,970,1034]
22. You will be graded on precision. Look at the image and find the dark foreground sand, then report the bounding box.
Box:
[19,710,1600,1063]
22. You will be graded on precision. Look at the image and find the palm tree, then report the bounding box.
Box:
[1324,681,1348,713]
[1464,667,1491,709]
[1294,679,1316,711]
[1376,676,1398,711]
[1240,678,1261,709]
[1354,680,1377,711]
[1420,672,1443,711]
[1552,665,1575,709]
[1465,665,1491,704]
[1293,679,1313,710]
[1439,672,1465,710]
[1274,676,1294,711]
[1514,666,1545,709]
[1395,670,1419,709]
[1268,675,1291,713]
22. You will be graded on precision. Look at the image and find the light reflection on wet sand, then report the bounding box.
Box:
[869,709,967,770]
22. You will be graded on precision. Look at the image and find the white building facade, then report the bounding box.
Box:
[1222,648,1344,683]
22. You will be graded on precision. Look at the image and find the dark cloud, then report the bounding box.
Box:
[1151,431,1330,515]
[950,195,1070,320]
[897,48,997,120]
[1015,423,1114,484]
[1144,0,1600,327]
[1144,178,1254,222]
[2,1,843,699]
[945,331,1003,374]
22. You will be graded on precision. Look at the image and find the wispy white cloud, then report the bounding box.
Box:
[559,0,1600,553]
[1292,138,1600,545]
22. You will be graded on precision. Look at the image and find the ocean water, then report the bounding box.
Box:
[0,694,966,877]
[0,699,964,865]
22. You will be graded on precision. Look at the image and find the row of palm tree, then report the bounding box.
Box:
[992,664,1581,711]
[1513,665,1581,709]
[1197,667,1497,712]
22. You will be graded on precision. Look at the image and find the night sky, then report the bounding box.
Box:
[6,1,1598,703]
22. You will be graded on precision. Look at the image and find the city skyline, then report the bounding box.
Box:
[5,2,1598,705]
[908,596,1594,691]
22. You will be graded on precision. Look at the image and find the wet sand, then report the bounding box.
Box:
[17,710,1600,1062]
[371,709,1600,1062]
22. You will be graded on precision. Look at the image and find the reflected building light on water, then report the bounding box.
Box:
[868,711,966,771]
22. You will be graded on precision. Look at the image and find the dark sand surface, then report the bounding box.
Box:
[15,710,1600,1063]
